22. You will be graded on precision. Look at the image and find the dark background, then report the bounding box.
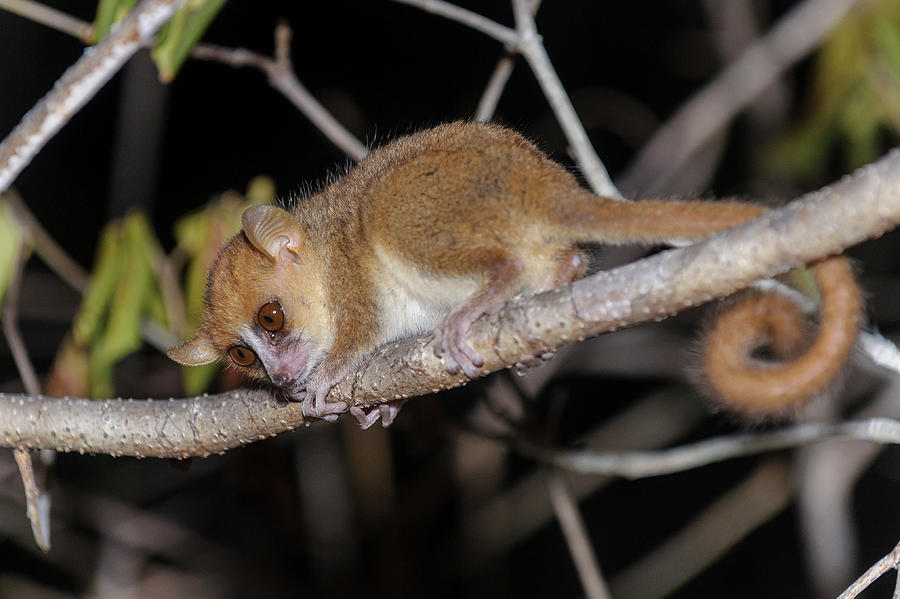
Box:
[1,1,900,598]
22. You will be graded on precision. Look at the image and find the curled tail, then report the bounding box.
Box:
[701,255,860,414]
[549,192,861,414]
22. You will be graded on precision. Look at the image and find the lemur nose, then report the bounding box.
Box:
[270,372,296,387]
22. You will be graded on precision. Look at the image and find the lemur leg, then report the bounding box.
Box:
[433,252,524,378]
[516,249,588,373]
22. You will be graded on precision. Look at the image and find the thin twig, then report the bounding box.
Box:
[523,418,900,479]
[0,0,93,41]
[395,0,622,199]
[2,241,51,552]
[620,0,859,193]
[12,448,50,552]
[0,0,189,194]
[474,51,517,123]
[510,0,621,199]
[544,470,613,599]
[392,0,517,45]
[4,191,89,293]
[3,242,41,396]
[192,23,368,161]
[2,4,368,162]
[836,540,900,599]
[461,390,706,570]
[473,0,541,122]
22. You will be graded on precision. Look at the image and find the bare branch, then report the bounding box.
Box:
[0,0,93,41]
[392,0,517,45]
[610,460,793,599]
[859,331,900,374]
[474,52,517,123]
[0,388,304,458]
[2,240,51,551]
[396,0,622,199]
[12,448,49,551]
[510,0,622,199]
[473,1,540,122]
[192,23,368,162]
[544,470,613,599]
[461,391,706,570]
[5,192,89,293]
[620,0,859,193]
[0,0,189,194]
[0,5,368,162]
[3,242,40,397]
[836,540,900,599]
[523,418,900,479]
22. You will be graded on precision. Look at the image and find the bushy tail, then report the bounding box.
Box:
[701,256,860,414]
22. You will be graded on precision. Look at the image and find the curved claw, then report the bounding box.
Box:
[300,378,348,422]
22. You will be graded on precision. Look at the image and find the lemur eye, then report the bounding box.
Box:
[258,301,285,332]
[228,346,256,366]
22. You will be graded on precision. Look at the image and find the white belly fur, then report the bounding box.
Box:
[374,243,480,343]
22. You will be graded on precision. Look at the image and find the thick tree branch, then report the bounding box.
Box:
[0,146,899,457]
[0,388,302,458]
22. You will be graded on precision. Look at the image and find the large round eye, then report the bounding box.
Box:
[258,301,285,332]
[228,345,256,367]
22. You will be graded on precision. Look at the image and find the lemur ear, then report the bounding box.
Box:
[167,333,218,366]
[242,205,305,262]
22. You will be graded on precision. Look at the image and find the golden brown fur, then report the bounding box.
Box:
[169,121,861,425]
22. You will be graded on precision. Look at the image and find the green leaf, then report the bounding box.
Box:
[92,213,155,370]
[90,0,137,44]
[762,0,900,181]
[72,222,125,347]
[151,0,227,83]
[182,363,219,396]
[0,196,27,305]
[247,175,276,206]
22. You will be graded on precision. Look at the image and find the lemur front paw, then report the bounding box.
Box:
[298,372,349,422]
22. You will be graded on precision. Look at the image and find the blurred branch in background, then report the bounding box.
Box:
[619,0,859,194]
